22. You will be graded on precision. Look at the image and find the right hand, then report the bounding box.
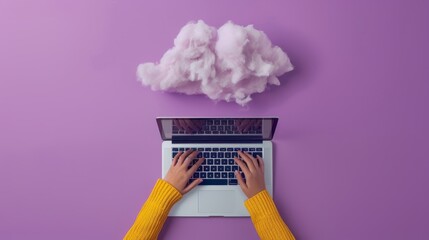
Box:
[234,151,266,198]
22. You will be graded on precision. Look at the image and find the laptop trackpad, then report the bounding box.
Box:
[198,190,235,213]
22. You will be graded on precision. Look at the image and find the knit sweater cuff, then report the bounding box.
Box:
[244,190,278,221]
[146,179,182,210]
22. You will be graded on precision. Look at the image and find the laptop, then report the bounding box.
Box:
[157,117,278,217]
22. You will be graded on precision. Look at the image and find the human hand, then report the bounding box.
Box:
[234,151,266,198]
[164,149,204,195]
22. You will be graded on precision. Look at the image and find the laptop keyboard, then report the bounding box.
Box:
[172,147,263,185]
[172,119,262,135]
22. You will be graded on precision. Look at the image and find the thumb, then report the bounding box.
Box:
[182,178,202,194]
[235,171,248,195]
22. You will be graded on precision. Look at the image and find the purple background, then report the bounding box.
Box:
[1,0,428,239]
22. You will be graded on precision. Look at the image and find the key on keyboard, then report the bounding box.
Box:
[173,147,263,185]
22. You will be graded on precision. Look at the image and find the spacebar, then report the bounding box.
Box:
[199,179,227,185]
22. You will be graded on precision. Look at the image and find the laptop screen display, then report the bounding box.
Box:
[156,117,278,141]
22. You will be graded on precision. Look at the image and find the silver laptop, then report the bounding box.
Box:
[157,117,278,217]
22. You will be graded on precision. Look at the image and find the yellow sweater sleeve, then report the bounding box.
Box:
[245,190,295,240]
[123,179,182,240]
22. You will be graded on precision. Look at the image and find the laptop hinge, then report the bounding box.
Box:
[172,136,263,144]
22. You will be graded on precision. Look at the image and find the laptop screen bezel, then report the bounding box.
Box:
[156,117,278,142]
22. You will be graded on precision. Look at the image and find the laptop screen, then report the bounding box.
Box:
[156,117,278,142]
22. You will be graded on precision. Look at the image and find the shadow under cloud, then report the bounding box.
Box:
[249,28,321,111]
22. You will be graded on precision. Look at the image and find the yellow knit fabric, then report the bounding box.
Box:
[124,179,182,240]
[124,179,295,240]
[244,190,295,240]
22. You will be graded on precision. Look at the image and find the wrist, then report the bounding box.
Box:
[247,187,266,199]
[147,179,183,209]
[244,190,279,220]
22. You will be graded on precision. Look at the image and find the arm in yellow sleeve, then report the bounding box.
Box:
[245,190,295,240]
[124,179,182,240]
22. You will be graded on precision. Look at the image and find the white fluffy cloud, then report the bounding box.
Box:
[137,20,293,106]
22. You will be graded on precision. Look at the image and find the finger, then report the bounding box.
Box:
[182,151,199,169]
[172,151,183,166]
[238,151,256,173]
[234,157,251,176]
[244,151,258,170]
[235,170,247,193]
[188,157,204,174]
[257,155,265,173]
[178,149,193,165]
[183,178,203,194]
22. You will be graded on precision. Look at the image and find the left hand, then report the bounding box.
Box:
[164,149,205,195]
